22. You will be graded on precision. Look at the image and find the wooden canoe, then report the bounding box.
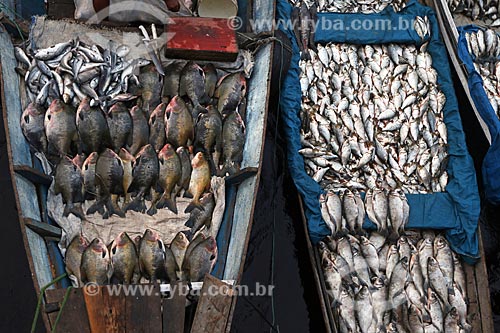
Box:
[0,0,275,330]
[298,194,494,333]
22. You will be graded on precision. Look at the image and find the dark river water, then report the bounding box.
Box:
[0,30,499,333]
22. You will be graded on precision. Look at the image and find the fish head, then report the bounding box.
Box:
[118,148,135,162]
[427,256,438,269]
[136,144,156,159]
[150,103,167,123]
[318,241,328,252]
[434,235,448,251]
[90,238,109,258]
[167,95,187,114]
[191,152,206,169]
[76,97,92,117]
[372,276,385,289]
[83,152,99,171]
[159,144,175,161]
[360,236,371,245]
[129,105,144,118]
[204,236,218,256]
[200,192,214,204]
[108,102,127,115]
[72,154,86,169]
[172,232,189,250]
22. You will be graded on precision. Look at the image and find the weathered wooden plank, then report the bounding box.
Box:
[253,0,276,33]
[431,0,492,143]
[475,228,494,332]
[45,288,91,333]
[24,217,62,239]
[190,275,235,333]
[14,165,52,185]
[83,286,127,333]
[298,196,336,333]
[464,262,481,332]
[0,30,53,294]
[223,43,271,281]
[162,282,187,333]
[125,285,162,333]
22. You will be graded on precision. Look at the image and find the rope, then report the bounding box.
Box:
[31,273,68,333]
[51,286,73,333]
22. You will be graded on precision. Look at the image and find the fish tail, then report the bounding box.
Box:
[64,203,85,220]
[422,310,432,323]
[388,229,400,243]
[193,104,207,119]
[185,199,204,213]
[125,197,145,213]
[447,286,455,296]
[86,201,104,216]
[157,194,178,214]
[104,200,125,218]
[207,155,218,176]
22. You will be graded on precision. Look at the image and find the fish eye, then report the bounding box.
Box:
[47,114,51,120]
[24,115,30,124]
[102,251,107,258]
[210,254,216,260]
[84,164,89,171]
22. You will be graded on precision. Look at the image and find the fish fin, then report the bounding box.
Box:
[63,204,85,220]
[125,197,146,213]
[147,205,158,216]
[185,216,195,228]
[185,200,204,213]
[86,201,104,216]
[300,51,311,61]
[105,199,125,218]
[157,195,178,214]
[183,190,193,199]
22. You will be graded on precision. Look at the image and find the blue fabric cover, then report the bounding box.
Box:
[457,25,500,206]
[277,0,481,263]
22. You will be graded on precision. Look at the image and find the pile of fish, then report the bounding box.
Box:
[65,229,218,286]
[320,188,409,240]
[299,40,449,194]
[18,40,248,222]
[14,39,143,111]
[289,0,406,15]
[319,230,471,332]
[463,28,500,119]
[447,0,500,26]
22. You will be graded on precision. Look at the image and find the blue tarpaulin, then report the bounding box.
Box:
[457,25,500,206]
[277,0,481,263]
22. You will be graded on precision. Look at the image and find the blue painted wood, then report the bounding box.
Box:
[0,29,54,290]
[224,43,272,281]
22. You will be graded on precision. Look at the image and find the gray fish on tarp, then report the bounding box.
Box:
[138,64,162,115]
[45,99,78,158]
[177,146,192,193]
[185,152,211,213]
[214,72,247,115]
[170,232,190,273]
[161,62,184,100]
[126,144,159,213]
[138,229,167,282]
[54,156,85,219]
[182,236,217,282]
[110,232,139,284]
[81,238,112,285]
[65,234,89,287]
[106,102,132,152]
[185,192,215,238]
[82,152,99,200]
[179,61,210,115]
[21,102,47,153]
[220,111,245,176]
[203,63,218,98]
[165,96,194,148]
[193,105,222,175]
[126,106,150,156]
[148,102,167,153]
[87,148,125,218]
[76,97,111,154]
[149,144,182,215]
